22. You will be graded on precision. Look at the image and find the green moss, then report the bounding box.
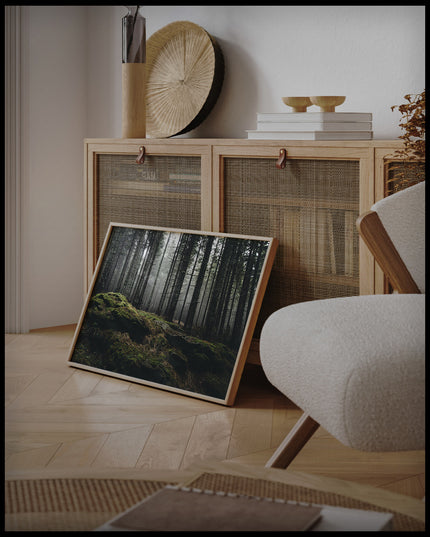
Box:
[72,292,237,399]
[86,292,151,343]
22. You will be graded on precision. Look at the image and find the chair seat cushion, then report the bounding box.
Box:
[259,294,425,451]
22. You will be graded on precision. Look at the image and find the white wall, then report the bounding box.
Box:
[87,5,425,139]
[24,5,425,329]
[26,6,87,329]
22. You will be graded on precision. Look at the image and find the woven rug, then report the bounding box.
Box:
[5,473,424,532]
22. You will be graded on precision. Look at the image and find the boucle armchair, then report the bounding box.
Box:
[260,181,425,468]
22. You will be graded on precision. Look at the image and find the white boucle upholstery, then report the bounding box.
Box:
[372,181,425,292]
[260,294,425,452]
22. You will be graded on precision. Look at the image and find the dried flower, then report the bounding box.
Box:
[387,90,425,193]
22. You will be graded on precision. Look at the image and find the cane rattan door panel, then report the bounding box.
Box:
[219,156,360,340]
[85,140,211,289]
[95,153,202,257]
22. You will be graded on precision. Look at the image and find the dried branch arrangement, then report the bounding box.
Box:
[388,90,425,192]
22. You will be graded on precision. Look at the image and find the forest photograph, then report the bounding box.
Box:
[69,224,276,403]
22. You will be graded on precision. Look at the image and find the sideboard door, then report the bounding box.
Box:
[213,144,374,361]
[85,141,211,290]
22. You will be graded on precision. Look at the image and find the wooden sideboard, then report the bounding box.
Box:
[84,138,403,362]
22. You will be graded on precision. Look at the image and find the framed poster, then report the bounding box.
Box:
[68,224,278,405]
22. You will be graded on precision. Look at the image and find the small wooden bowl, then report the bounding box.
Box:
[282,96,312,112]
[310,96,346,112]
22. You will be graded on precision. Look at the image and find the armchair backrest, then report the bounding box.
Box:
[357,181,425,293]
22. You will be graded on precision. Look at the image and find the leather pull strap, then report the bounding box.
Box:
[276,148,287,169]
[136,145,145,164]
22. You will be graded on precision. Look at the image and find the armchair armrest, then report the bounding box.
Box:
[356,210,420,294]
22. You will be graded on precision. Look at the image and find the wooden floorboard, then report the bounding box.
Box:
[4,327,425,501]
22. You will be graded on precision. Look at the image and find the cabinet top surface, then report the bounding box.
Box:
[85,138,403,148]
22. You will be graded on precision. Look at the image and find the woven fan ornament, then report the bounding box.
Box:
[146,21,224,138]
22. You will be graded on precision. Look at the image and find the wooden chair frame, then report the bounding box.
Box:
[265,208,421,469]
[356,211,420,294]
[266,413,319,468]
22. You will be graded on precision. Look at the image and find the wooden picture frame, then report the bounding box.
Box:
[69,223,278,405]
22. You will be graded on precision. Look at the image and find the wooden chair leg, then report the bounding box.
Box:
[265,412,319,469]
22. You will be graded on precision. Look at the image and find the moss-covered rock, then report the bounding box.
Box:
[85,292,151,343]
[72,292,237,399]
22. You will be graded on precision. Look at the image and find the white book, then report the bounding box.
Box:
[257,121,372,132]
[246,130,373,140]
[112,180,166,191]
[256,112,372,123]
[168,173,201,182]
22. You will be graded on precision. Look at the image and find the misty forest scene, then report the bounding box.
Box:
[71,226,270,399]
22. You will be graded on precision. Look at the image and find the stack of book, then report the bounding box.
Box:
[246,112,373,140]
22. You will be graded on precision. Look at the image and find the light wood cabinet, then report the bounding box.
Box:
[84,138,403,362]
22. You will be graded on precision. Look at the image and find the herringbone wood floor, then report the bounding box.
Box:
[5,326,425,500]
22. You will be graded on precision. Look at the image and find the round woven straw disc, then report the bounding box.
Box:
[146,21,224,138]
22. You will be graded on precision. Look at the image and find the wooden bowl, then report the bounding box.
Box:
[282,97,312,112]
[310,96,346,112]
